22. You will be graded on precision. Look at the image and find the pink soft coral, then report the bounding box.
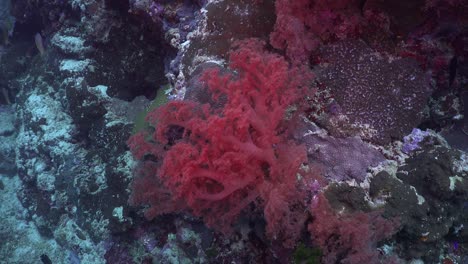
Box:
[270,0,364,63]
[128,39,316,247]
[309,194,400,264]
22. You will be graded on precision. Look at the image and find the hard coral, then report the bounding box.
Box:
[317,39,432,144]
[128,39,316,247]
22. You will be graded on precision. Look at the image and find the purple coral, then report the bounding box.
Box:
[304,134,385,182]
[402,128,430,154]
[148,2,164,22]
[291,119,384,182]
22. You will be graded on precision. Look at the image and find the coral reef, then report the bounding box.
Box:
[0,0,467,263]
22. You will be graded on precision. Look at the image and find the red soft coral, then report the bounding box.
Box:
[308,194,400,264]
[270,0,365,63]
[128,39,316,247]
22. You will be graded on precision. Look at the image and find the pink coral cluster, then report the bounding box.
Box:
[128,39,317,247]
[270,0,363,63]
[309,194,400,264]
